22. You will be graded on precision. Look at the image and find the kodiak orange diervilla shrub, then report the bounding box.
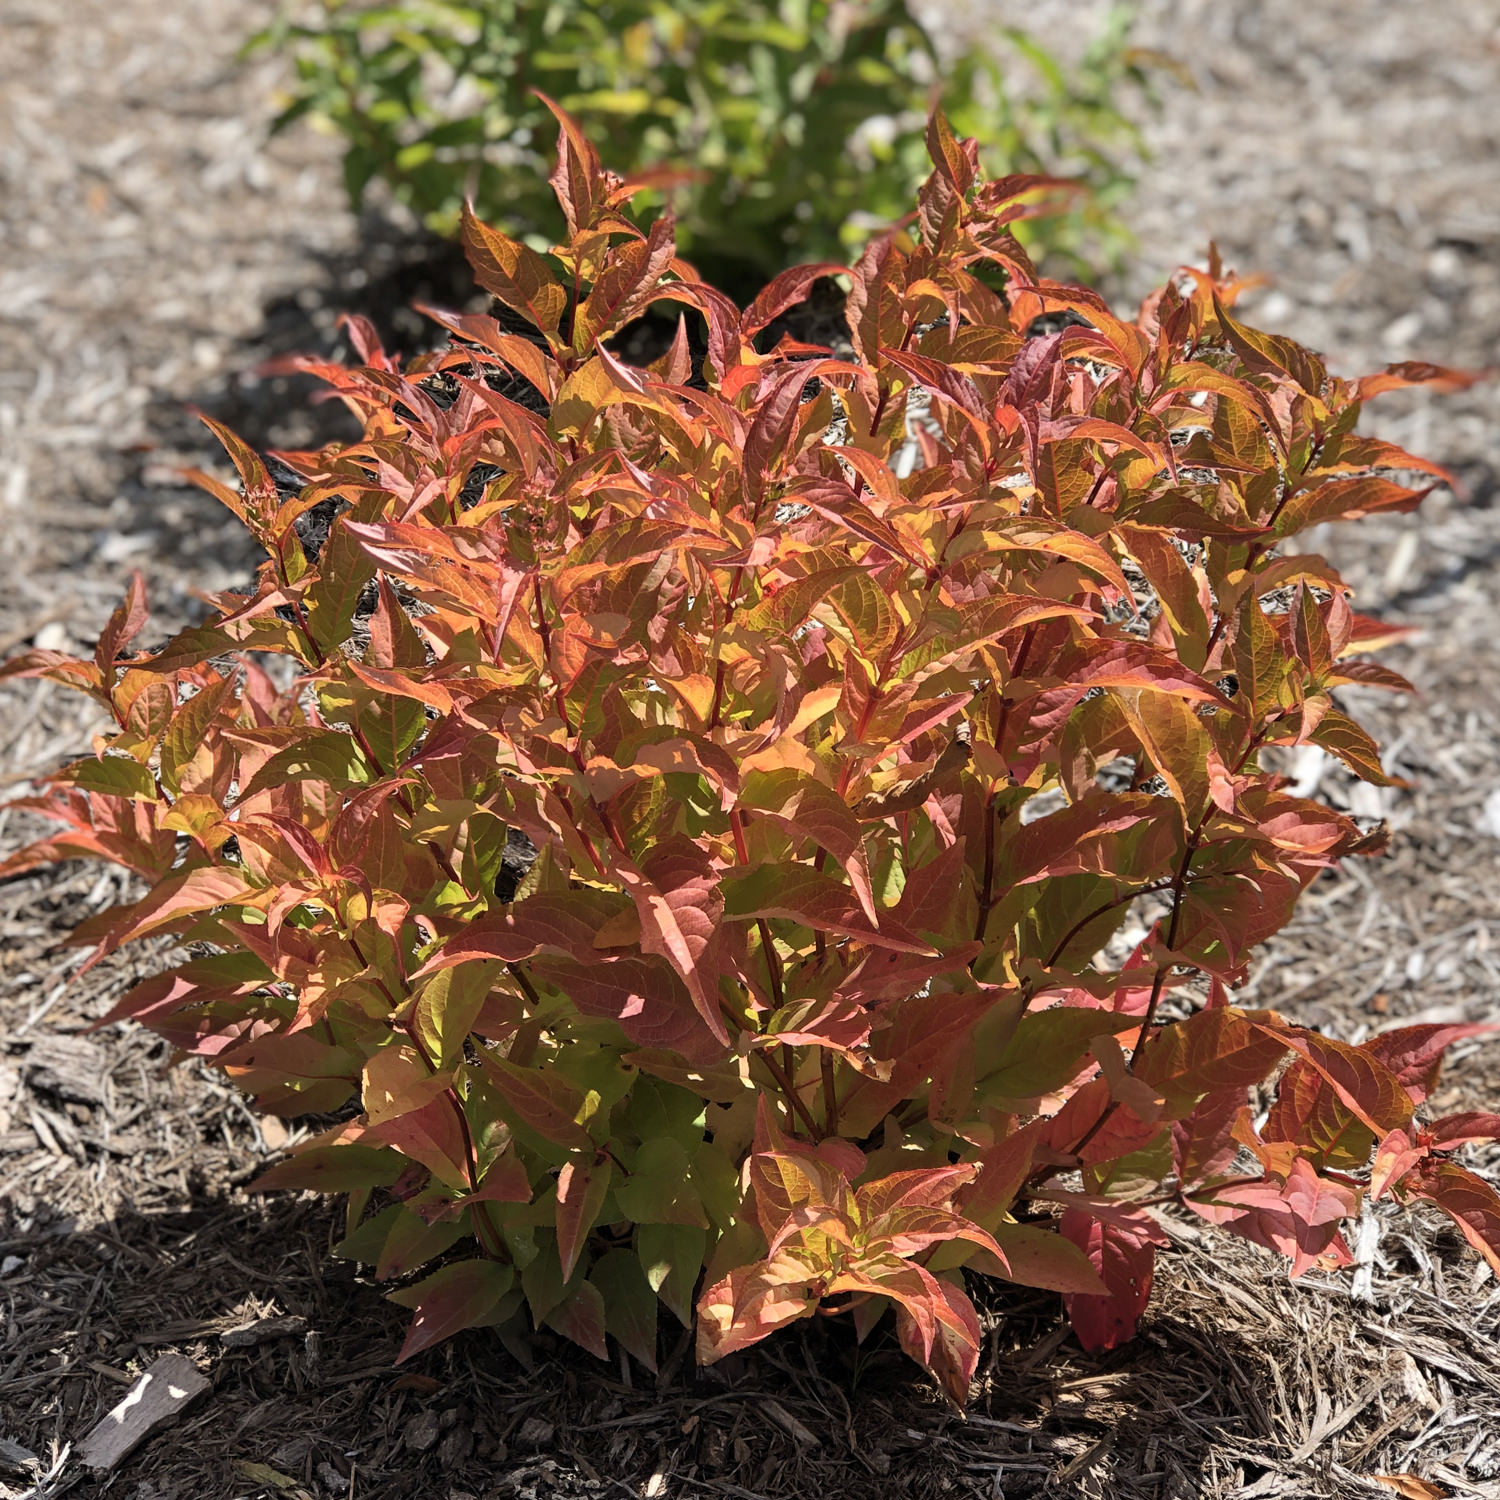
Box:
[5,102,1496,1403]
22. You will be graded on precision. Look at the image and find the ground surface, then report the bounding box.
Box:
[3,2,1500,1497]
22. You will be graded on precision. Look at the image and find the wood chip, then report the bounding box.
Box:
[21,1033,110,1106]
[220,1314,308,1348]
[74,1353,211,1471]
[0,1437,38,1474]
[403,1408,441,1454]
[761,1397,821,1449]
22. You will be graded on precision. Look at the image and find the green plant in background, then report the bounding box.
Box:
[251,0,1159,292]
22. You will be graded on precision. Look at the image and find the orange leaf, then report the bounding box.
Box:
[459,202,566,335]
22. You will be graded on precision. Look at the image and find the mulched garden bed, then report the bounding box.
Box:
[3,1,1500,1497]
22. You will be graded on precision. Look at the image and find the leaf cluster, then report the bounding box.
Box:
[5,106,1493,1403]
[248,0,1160,289]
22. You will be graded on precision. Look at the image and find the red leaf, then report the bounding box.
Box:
[363,1093,473,1193]
[1275,477,1431,535]
[893,1274,982,1408]
[572,212,677,353]
[536,91,608,237]
[742,361,823,503]
[96,954,267,1028]
[1262,1060,1375,1171]
[459,203,567,335]
[1137,1007,1289,1116]
[475,1052,594,1152]
[1354,360,1487,399]
[1058,1206,1162,1351]
[856,1164,976,1221]
[529,955,718,1059]
[1189,1158,1357,1276]
[696,1258,819,1363]
[250,1144,405,1194]
[100,866,260,955]
[758,995,873,1053]
[95,573,150,680]
[1252,1021,1413,1136]
[368,576,426,669]
[556,1159,613,1282]
[924,107,976,194]
[1426,1112,1500,1149]
[545,1272,610,1360]
[617,835,729,1046]
[642,279,743,383]
[1058,638,1226,703]
[389,1259,515,1363]
[419,1154,533,1222]
[1362,1023,1496,1104]
[195,412,279,538]
[739,768,877,924]
[831,1260,975,1369]
[741,263,847,338]
[721,862,936,955]
[880,346,985,419]
[961,1127,1039,1225]
[1411,1161,1500,1274]
[419,892,624,971]
[751,1149,850,1249]
[1370,1128,1426,1200]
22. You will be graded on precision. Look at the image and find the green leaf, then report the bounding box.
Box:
[590,1248,659,1371]
[305,496,381,651]
[56,755,157,801]
[622,1076,707,1154]
[251,1144,406,1194]
[989,1221,1108,1295]
[413,962,498,1071]
[236,729,375,801]
[636,1222,707,1327]
[615,1139,705,1228]
[333,1203,404,1265]
[1310,708,1397,786]
[979,1008,1141,1105]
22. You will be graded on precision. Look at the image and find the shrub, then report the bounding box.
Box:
[249,0,1157,290]
[5,107,1495,1404]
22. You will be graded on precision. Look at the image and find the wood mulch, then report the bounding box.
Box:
[3,2,1500,1497]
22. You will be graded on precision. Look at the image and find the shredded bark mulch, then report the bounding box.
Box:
[3,1,1500,1497]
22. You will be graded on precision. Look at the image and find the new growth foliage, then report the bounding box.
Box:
[5,104,1494,1403]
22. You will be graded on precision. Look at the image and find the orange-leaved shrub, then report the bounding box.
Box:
[5,103,1496,1403]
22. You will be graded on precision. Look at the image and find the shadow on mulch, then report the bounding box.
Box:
[107,212,848,613]
[1,1167,1280,1500]
[84,216,478,612]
